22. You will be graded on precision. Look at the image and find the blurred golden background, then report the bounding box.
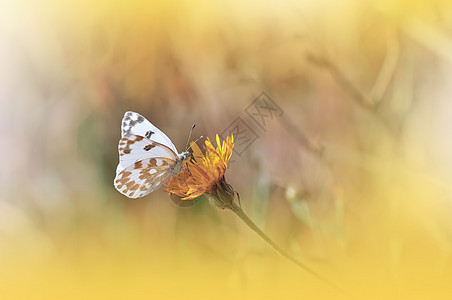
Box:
[1,0,452,299]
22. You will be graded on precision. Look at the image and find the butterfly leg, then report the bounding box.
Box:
[181,165,192,188]
[185,164,196,184]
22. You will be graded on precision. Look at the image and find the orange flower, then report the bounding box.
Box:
[164,134,234,203]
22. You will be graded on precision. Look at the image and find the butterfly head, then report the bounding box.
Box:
[178,151,191,162]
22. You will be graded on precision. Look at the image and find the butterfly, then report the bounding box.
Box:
[114,111,191,198]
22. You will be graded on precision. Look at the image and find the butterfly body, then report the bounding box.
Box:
[114,111,190,198]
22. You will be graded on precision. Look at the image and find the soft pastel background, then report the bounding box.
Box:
[1,0,452,299]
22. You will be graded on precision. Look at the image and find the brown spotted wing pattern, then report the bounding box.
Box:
[115,156,177,198]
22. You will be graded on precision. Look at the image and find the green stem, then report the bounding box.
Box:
[230,201,351,297]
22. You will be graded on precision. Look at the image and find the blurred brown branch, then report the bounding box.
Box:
[306,53,376,111]
[278,115,324,156]
[306,47,400,136]
[370,38,400,105]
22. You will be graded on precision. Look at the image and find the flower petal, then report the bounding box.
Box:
[164,134,234,200]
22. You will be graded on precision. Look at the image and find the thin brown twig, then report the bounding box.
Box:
[307,53,397,136]
[307,54,375,111]
[370,38,400,105]
[278,114,325,157]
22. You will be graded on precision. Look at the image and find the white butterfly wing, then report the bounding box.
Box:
[114,157,176,198]
[121,111,178,153]
[116,135,178,174]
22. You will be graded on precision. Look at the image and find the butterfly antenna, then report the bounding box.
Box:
[185,124,196,152]
[189,135,204,150]
[184,124,204,153]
